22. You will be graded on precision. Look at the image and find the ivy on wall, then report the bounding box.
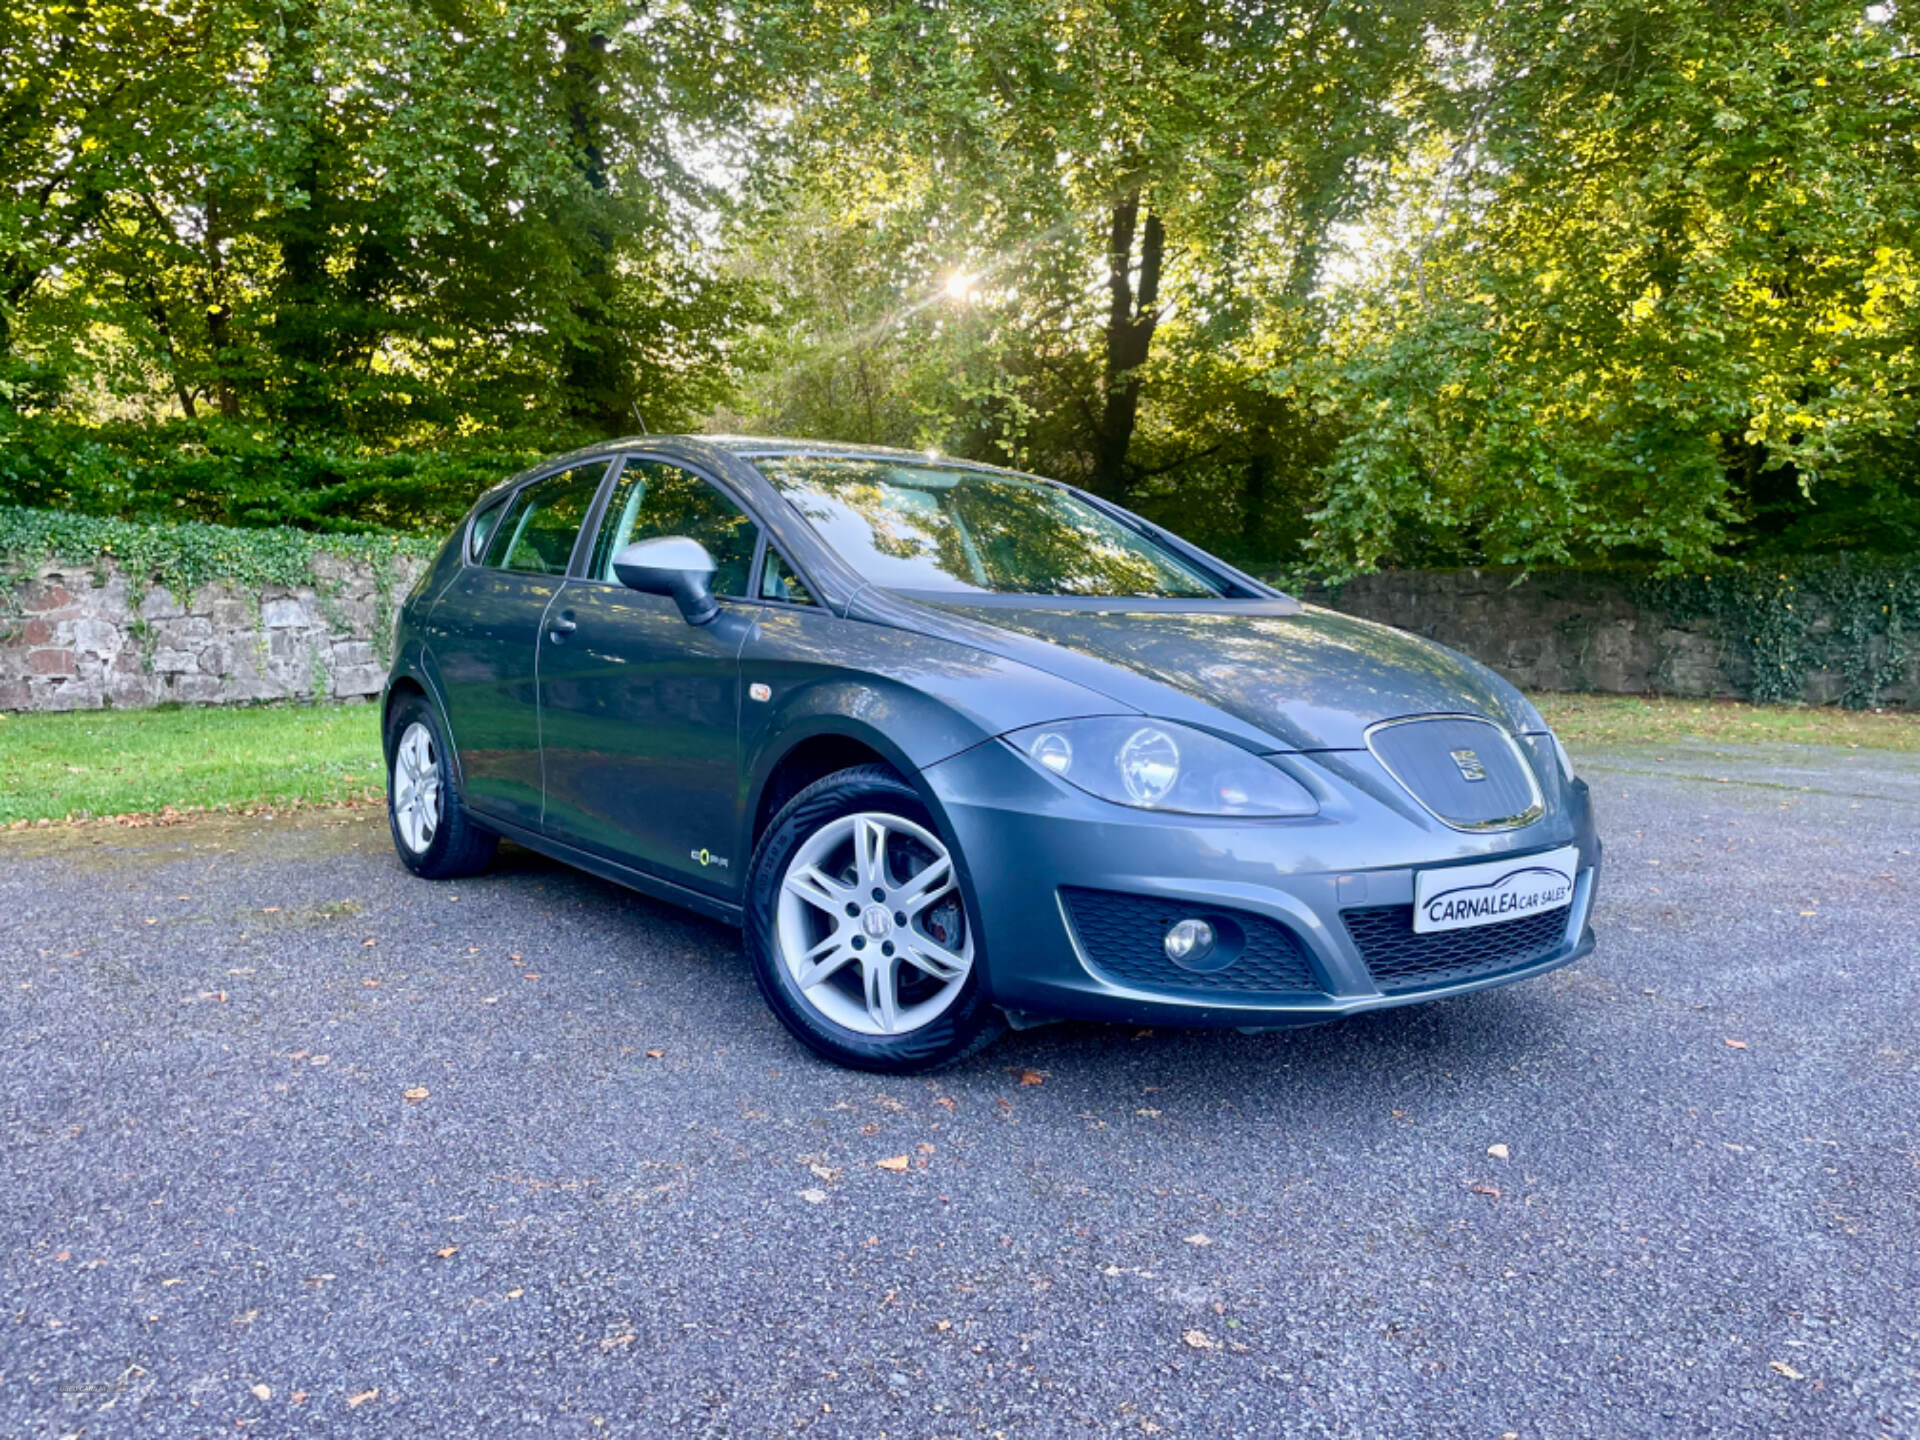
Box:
[1637,558,1920,709]
[0,507,437,603]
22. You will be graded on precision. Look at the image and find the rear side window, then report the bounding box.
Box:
[588,459,760,599]
[482,463,608,574]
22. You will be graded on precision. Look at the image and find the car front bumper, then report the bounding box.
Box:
[923,736,1602,1029]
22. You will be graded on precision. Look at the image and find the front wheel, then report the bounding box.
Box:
[745,765,1003,1073]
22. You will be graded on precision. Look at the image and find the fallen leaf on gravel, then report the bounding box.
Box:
[523,972,541,981]
[808,1163,836,1181]
[1018,1069,1046,1086]
[346,1389,378,1409]
[310,1055,329,1066]
[1487,1143,1510,1160]
[1725,1038,1748,1050]
[1182,1330,1213,1350]
[292,1390,307,1404]
[1471,1184,1501,1198]
[261,907,280,914]
[916,1143,936,1155]
[1184,1234,1212,1247]
[403,1087,429,1103]
[435,1246,458,1259]
[251,1383,271,1401]
[1135,1108,1161,1118]
[935,1096,956,1111]
[362,938,376,948]
[506,1288,523,1299]
[1770,1360,1805,1380]
[235,1309,258,1325]
[876,1155,910,1172]
[799,1188,828,1205]
[362,979,381,988]
[600,1332,637,1350]
[509,954,522,962]
[645,1049,663,1059]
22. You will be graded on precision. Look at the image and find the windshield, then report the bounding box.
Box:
[754,456,1226,598]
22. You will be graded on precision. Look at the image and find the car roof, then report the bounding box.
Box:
[479,435,1042,503]
[635,435,1038,478]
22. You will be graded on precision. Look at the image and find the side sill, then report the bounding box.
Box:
[478,813,746,928]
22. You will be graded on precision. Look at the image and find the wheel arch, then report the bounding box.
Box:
[747,723,913,855]
[380,657,464,787]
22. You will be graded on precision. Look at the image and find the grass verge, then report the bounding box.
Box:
[1536,693,1920,753]
[2,691,1915,827]
[0,700,384,825]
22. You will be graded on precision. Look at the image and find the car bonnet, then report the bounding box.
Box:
[856,592,1539,753]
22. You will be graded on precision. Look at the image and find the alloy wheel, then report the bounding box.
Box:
[774,811,973,1036]
[392,720,443,854]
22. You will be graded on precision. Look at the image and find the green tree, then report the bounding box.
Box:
[735,0,1444,528]
[1307,0,1920,575]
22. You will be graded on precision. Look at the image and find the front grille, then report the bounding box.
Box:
[1367,716,1542,830]
[1343,904,1569,994]
[1060,888,1320,996]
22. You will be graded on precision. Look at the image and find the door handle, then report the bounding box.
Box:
[548,611,577,641]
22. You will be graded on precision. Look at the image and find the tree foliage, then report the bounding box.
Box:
[3,0,1915,569]
[2,0,756,522]
[1307,0,1920,575]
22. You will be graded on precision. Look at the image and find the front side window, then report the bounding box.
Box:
[588,459,760,599]
[468,497,508,561]
[759,546,816,606]
[483,463,608,574]
[753,457,1225,598]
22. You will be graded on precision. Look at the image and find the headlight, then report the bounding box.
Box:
[1004,718,1318,817]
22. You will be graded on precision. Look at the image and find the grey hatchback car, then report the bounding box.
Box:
[383,437,1600,1072]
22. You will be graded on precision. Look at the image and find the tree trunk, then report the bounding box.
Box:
[202,187,240,418]
[1241,449,1274,556]
[557,21,628,435]
[1091,190,1165,499]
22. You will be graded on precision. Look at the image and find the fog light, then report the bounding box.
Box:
[1163,918,1215,963]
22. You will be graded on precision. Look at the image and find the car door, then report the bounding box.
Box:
[424,461,610,830]
[537,456,761,893]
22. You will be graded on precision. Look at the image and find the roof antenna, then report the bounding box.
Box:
[630,401,649,436]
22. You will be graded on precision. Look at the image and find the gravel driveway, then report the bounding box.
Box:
[4,741,1918,1438]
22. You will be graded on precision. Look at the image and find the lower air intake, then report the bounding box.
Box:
[1059,888,1321,996]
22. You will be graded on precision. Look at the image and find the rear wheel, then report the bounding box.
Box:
[385,692,497,880]
[746,765,1003,1072]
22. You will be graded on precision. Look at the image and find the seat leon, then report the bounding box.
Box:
[383,437,1601,1072]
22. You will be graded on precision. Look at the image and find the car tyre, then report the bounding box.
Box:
[746,764,1004,1073]
[385,691,498,880]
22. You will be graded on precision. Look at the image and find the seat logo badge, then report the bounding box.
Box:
[1450,748,1488,782]
[749,682,771,702]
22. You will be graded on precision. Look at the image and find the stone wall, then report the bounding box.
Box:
[0,552,428,712]
[1304,568,1919,706]
[5,555,1912,712]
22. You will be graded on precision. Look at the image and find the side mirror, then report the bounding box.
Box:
[611,536,720,625]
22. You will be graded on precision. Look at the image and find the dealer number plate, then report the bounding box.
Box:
[1413,846,1579,934]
